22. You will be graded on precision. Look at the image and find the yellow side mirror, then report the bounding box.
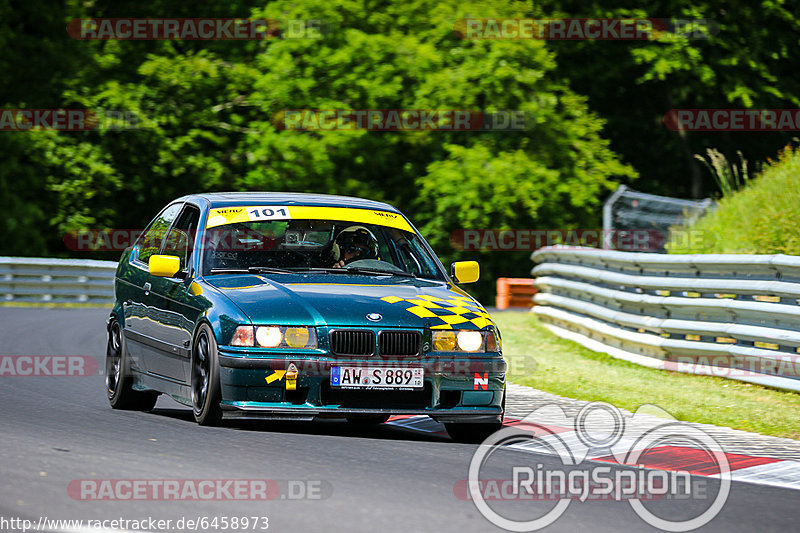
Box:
[149,255,181,277]
[451,261,479,284]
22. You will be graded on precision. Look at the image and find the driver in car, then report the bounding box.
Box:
[331,226,380,268]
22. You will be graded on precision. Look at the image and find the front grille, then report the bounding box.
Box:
[379,331,421,357]
[330,330,375,356]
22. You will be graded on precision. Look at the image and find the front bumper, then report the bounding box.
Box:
[218,350,506,422]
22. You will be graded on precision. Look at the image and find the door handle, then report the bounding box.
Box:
[143,282,151,295]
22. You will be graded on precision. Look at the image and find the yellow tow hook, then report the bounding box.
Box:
[286,363,298,391]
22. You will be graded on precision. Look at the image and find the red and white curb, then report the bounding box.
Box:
[386,415,800,491]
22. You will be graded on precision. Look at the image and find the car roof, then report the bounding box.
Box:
[181,192,401,213]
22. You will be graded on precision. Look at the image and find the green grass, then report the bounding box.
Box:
[667,143,800,254]
[495,311,800,440]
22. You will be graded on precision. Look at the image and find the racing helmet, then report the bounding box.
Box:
[332,226,379,263]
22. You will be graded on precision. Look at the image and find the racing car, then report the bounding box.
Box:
[106,193,505,442]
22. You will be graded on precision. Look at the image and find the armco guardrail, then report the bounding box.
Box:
[0,257,117,303]
[531,247,800,392]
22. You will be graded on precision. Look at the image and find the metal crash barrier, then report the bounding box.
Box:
[531,247,800,392]
[0,257,116,303]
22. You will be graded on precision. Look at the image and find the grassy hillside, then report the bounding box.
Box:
[667,144,800,254]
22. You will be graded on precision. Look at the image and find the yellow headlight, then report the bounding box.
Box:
[285,327,311,348]
[432,331,457,351]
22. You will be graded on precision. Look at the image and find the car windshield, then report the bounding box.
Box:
[200,217,444,279]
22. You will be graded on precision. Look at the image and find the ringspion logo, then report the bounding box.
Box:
[465,402,730,531]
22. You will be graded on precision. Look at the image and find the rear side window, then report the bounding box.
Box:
[137,203,182,264]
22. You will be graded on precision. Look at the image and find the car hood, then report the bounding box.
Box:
[205,273,494,330]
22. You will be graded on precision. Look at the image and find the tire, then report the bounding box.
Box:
[346,414,390,425]
[445,385,506,443]
[106,320,159,411]
[191,324,223,426]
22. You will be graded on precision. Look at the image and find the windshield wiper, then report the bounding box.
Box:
[247,266,296,274]
[208,267,295,275]
[289,267,350,274]
[344,267,416,278]
[209,268,250,274]
[284,266,415,277]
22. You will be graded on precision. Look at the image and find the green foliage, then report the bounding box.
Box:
[236,0,634,297]
[4,0,798,302]
[667,143,800,254]
[535,0,800,197]
[694,148,759,197]
[3,0,634,302]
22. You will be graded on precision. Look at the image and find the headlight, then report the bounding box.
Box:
[456,330,483,352]
[431,330,499,353]
[229,325,317,349]
[284,327,311,348]
[433,331,456,351]
[256,326,282,348]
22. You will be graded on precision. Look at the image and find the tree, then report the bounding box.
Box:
[535,0,800,198]
[15,0,636,303]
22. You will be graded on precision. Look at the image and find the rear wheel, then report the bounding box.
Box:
[106,320,158,411]
[192,324,223,426]
[347,414,390,425]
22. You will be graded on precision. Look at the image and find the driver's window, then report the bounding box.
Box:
[138,203,182,264]
[163,205,200,273]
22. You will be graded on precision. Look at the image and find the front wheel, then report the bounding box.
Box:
[191,324,223,426]
[106,320,158,411]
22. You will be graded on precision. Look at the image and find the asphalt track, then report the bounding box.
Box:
[0,308,797,533]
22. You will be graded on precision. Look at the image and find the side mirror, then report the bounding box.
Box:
[451,261,479,284]
[149,255,181,278]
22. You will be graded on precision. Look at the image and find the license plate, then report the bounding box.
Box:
[331,366,424,390]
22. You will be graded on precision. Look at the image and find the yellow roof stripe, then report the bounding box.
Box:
[206,205,413,232]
